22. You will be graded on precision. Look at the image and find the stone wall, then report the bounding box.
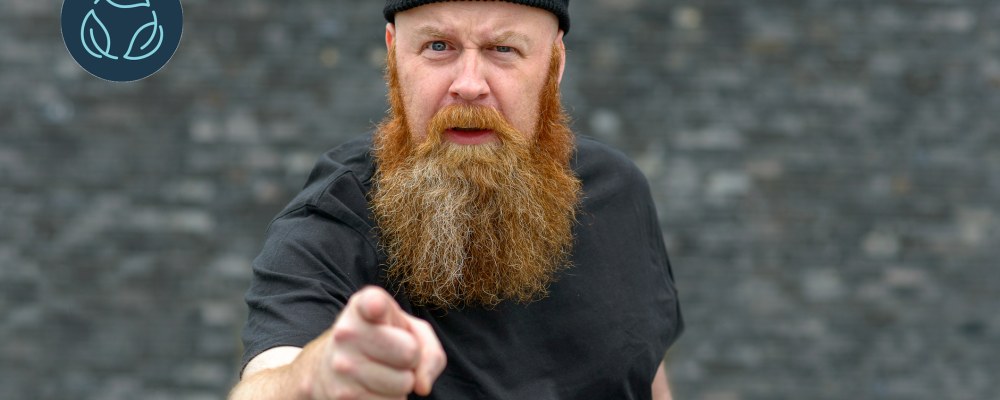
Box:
[1,0,997,399]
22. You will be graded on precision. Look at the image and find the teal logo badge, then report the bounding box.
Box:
[61,0,183,82]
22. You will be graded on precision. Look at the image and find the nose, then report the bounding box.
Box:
[448,51,490,102]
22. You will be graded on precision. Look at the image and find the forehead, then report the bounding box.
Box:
[393,1,559,42]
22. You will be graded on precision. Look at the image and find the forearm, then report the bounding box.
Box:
[229,363,307,400]
[229,332,329,400]
[651,361,673,400]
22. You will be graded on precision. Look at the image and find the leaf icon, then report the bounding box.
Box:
[124,10,163,60]
[99,0,152,9]
[80,9,117,60]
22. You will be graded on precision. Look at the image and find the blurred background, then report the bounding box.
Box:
[2,0,998,399]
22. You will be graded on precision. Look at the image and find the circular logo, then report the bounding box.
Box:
[61,0,183,82]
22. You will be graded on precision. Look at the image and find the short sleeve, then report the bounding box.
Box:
[238,138,379,374]
[239,203,379,373]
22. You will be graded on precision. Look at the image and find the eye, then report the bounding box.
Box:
[428,41,448,51]
[495,45,513,53]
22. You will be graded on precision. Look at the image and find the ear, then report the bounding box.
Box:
[555,30,566,85]
[385,23,396,50]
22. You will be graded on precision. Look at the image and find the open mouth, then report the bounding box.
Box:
[444,127,497,144]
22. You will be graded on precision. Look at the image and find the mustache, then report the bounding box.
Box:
[424,104,525,147]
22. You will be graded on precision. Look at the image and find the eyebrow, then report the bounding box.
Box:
[486,31,532,48]
[414,26,533,48]
[416,26,450,39]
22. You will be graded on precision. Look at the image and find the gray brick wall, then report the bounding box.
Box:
[1,1,997,399]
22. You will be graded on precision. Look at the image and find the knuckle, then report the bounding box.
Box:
[399,337,420,363]
[332,324,358,343]
[414,319,433,331]
[330,354,357,377]
[400,370,416,390]
[427,351,447,375]
[378,371,415,398]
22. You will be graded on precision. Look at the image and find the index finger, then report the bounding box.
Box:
[353,286,410,330]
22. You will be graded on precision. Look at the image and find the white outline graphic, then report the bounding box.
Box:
[79,0,164,61]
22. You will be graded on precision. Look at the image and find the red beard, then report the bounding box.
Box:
[371,45,581,308]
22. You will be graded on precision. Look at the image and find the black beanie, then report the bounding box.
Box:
[384,0,570,34]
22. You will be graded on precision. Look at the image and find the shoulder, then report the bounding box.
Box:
[271,133,376,231]
[573,135,634,166]
[572,135,652,201]
[306,133,377,187]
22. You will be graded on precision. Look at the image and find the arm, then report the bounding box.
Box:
[229,346,312,400]
[229,287,446,400]
[651,361,673,400]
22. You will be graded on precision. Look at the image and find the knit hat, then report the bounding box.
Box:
[384,0,570,34]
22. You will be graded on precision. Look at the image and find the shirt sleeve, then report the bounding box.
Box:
[643,180,685,353]
[572,135,684,368]
[239,201,378,374]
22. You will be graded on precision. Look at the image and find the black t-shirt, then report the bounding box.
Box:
[241,133,683,399]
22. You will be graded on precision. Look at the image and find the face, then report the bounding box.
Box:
[372,1,580,309]
[386,1,565,145]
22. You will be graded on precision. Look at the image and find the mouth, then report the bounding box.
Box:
[444,127,497,145]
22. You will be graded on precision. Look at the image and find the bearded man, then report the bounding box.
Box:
[230,1,683,399]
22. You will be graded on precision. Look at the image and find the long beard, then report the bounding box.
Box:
[371,45,581,309]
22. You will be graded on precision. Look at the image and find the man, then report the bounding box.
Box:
[230,1,683,399]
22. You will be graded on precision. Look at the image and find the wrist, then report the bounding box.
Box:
[289,348,319,400]
[290,330,335,400]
